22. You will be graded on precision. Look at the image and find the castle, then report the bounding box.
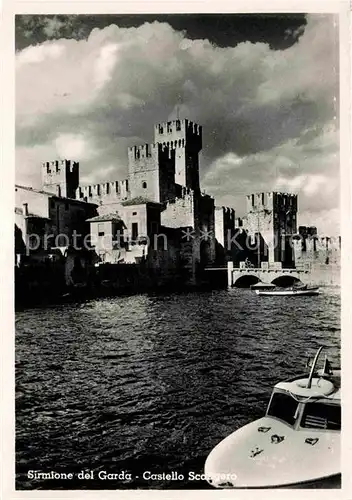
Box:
[15,117,340,288]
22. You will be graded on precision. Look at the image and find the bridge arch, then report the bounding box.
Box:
[271,275,302,287]
[234,274,260,288]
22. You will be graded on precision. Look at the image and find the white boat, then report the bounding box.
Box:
[204,347,341,489]
[250,282,276,291]
[255,285,320,296]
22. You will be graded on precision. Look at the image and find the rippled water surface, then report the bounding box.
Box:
[15,287,341,490]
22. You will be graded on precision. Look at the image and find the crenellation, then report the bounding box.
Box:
[42,159,79,198]
[76,179,130,207]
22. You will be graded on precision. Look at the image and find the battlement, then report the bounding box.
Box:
[42,159,79,174]
[293,234,341,247]
[42,159,79,198]
[216,206,235,216]
[246,192,298,213]
[127,142,176,161]
[76,179,129,200]
[128,143,158,160]
[154,119,202,151]
[155,119,202,137]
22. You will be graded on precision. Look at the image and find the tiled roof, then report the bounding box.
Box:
[15,184,98,206]
[122,196,163,207]
[15,184,55,197]
[86,213,125,224]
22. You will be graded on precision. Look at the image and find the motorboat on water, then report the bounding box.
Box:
[204,347,341,489]
[254,283,320,296]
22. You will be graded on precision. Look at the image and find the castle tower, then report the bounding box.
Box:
[42,160,79,199]
[245,192,298,265]
[154,119,202,193]
[127,143,176,203]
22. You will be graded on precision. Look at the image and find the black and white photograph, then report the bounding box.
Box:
[3,2,350,495]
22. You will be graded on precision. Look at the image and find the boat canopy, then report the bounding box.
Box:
[251,282,276,289]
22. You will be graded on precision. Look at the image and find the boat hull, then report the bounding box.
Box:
[206,474,341,489]
[255,288,319,296]
[204,416,340,489]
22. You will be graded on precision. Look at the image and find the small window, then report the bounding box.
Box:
[142,181,147,189]
[125,180,129,192]
[176,120,181,131]
[167,122,172,133]
[132,212,137,216]
[98,223,105,237]
[158,125,163,134]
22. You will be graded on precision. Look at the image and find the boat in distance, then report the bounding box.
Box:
[255,286,320,296]
[252,283,320,296]
[204,347,340,489]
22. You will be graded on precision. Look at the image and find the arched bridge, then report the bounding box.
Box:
[231,268,309,288]
[205,262,311,288]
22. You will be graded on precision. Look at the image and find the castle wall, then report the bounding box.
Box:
[195,194,216,266]
[215,206,236,249]
[293,236,341,266]
[76,180,129,214]
[161,190,195,229]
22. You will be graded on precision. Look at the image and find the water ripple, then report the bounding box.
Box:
[16,288,340,489]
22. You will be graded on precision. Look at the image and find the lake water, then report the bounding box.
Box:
[15,287,341,490]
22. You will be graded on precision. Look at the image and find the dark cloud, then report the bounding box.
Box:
[15,14,339,234]
[15,14,307,51]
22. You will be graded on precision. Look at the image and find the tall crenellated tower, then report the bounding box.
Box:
[154,119,202,193]
[244,192,298,265]
[42,159,79,199]
[127,143,176,203]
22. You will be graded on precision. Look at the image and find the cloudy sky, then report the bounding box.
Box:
[15,14,340,235]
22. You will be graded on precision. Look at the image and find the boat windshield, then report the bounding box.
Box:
[300,402,341,430]
[266,391,299,426]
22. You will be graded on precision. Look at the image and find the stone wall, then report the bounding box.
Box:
[195,194,216,266]
[215,206,235,249]
[76,180,129,213]
[293,235,341,266]
[161,190,195,228]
